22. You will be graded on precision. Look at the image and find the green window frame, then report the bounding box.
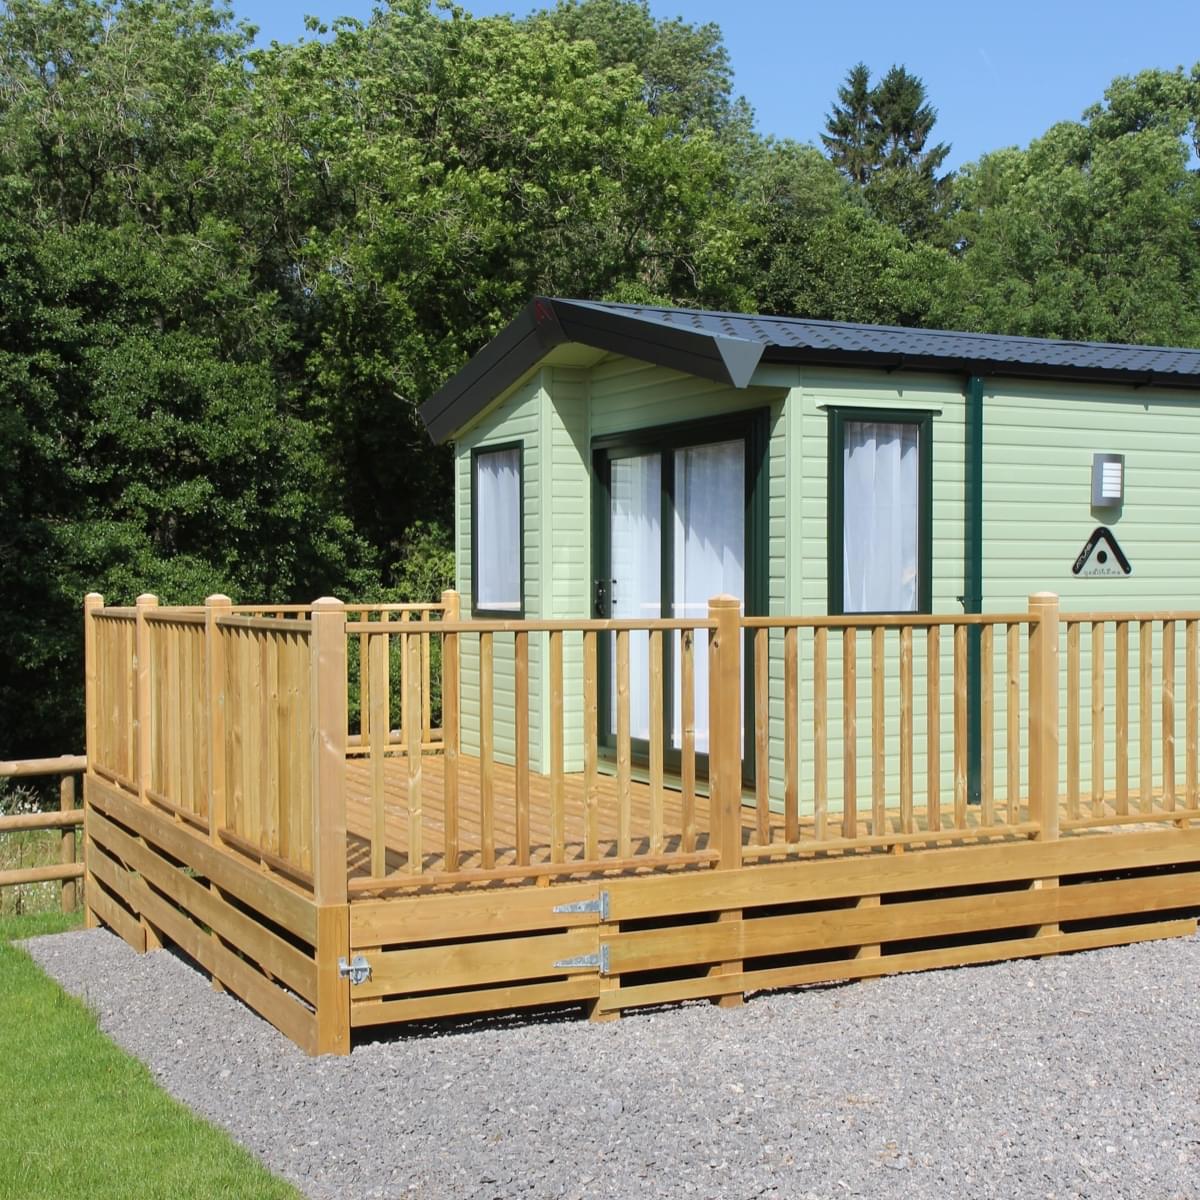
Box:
[827,408,933,615]
[470,441,524,618]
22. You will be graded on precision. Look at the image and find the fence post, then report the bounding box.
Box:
[310,597,350,1054]
[204,595,232,993]
[133,594,161,949]
[60,774,77,913]
[1028,592,1060,841]
[708,595,744,1010]
[1028,591,1061,940]
[440,589,460,870]
[82,593,104,929]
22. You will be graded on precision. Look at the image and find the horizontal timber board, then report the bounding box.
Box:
[0,862,84,887]
[351,977,599,1027]
[606,829,1200,921]
[89,806,318,1004]
[87,774,317,944]
[88,837,318,1054]
[600,918,1198,1011]
[350,881,602,948]
[0,809,85,832]
[355,927,599,1000]
[607,872,1200,973]
[86,868,145,953]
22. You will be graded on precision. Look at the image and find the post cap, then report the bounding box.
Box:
[84,592,105,606]
[204,593,233,606]
[136,593,159,606]
[311,596,345,611]
[707,594,742,610]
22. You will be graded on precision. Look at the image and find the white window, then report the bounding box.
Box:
[840,418,923,613]
[473,445,522,613]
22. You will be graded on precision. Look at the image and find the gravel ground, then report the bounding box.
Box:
[24,927,1200,1200]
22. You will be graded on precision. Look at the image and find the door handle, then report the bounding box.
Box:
[594,578,616,616]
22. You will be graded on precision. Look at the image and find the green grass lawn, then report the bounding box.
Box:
[0,911,303,1200]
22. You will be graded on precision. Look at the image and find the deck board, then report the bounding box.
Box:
[343,751,1051,883]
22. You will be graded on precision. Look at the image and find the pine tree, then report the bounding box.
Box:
[822,63,952,241]
[821,62,879,187]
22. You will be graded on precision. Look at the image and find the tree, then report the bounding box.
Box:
[822,62,952,240]
[821,62,878,187]
[530,0,747,137]
[940,68,1200,346]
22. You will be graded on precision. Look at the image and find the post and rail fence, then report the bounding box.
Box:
[0,755,87,912]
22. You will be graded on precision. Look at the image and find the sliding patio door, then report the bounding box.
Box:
[595,413,764,768]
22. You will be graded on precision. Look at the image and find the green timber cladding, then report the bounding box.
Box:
[428,299,1200,800]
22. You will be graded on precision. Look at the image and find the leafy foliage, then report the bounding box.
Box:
[0,0,1197,763]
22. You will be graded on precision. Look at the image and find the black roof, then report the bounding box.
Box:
[419,297,1200,443]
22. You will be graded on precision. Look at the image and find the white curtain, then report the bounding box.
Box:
[672,440,744,752]
[475,447,521,610]
[610,454,661,740]
[842,421,919,613]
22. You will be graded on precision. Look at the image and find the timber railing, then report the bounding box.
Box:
[84,588,1200,903]
[344,595,728,893]
[0,755,86,911]
[85,595,447,891]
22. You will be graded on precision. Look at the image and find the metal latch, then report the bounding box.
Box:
[337,955,372,986]
[553,944,610,975]
[552,890,610,921]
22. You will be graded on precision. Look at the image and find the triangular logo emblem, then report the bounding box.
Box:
[1072,527,1131,577]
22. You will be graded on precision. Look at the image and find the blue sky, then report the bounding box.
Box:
[234,0,1199,170]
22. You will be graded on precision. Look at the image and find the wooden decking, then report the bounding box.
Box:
[342,751,1063,885]
[344,752,715,880]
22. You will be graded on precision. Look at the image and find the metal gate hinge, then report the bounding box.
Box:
[552,890,610,921]
[553,944,610,975]
[337,955,371,986]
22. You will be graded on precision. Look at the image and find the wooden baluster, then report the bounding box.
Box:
[1116,621,1130,815]
[842,627,857,840]
[551,629,567,863]
[514,630,531,867]
[1092,621,1105,818]
[1007,622,1020,824]
[648,628,664,857]
[135,595,161,950]
[1187,619,1198,820]
[583,629,599,859]
[441,590,460,870]
[1140,619,1153,814]
[406,623,423,872]
[1067,621,1080,821]
[479,631,495,870]
[754,627,770,846]
[927,625,941,833]
[784,626,799,844]
[871,626,885,837]
[980,624,994,827]
[1163,619,1176,813]
[814,627,828,841]
[369,622,389,877]
[616,629,631,859]
[954,623,968,829]
[680,629,697,854]
[899,626,914,834]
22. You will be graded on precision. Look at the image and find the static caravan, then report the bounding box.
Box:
[420,298,1200,802]
[74,302,1200,1053]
